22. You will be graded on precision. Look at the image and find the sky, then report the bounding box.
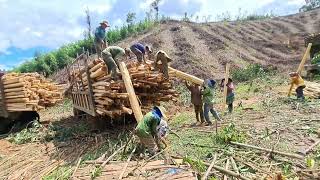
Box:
[0,0,306,70]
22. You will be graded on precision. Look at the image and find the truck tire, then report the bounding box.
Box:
[0,117,13,134]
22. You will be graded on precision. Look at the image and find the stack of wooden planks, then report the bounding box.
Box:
[303,81,320,98]
[0,73,64,112]
[70,59,178,118]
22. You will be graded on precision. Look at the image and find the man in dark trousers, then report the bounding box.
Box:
[129,43,152,63]
[94,21,110,56]
[101,46,127,79]
[186,81,204,124]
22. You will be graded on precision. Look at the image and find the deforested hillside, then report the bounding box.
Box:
[117,8,320,79]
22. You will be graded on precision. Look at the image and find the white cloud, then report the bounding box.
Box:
[287,0,305,5]
[0,0,116,52]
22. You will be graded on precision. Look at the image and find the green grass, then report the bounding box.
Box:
[169,113,247,160]
[43,165,73,180]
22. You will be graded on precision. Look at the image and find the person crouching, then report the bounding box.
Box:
[289,72,306,100]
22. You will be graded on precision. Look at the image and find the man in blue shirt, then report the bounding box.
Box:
[129,43,152,63]
[95,21,110,56]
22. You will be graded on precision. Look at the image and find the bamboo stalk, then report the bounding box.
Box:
[230,141,304,159]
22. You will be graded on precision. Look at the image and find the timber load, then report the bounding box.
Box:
[0,73,64,112]
[70,59,178,118]
[303,81,320,99]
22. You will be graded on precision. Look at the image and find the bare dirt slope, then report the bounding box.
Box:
[118,9,320,80]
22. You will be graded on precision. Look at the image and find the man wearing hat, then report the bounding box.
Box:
[95,21,110,56]
[135,106,168,154]
[154,50,172,79]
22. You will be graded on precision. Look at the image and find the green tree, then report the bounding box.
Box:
[126,12,136,26]
[44,54,58,72]
[151,0,161,21]
[300,0,320,12]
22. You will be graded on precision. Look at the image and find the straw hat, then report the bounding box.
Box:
[154,106,167,120]
[100,20,110,27]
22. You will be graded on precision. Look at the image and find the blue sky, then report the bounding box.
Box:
[0,0,305,70]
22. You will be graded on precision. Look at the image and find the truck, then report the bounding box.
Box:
[0,72,40,134]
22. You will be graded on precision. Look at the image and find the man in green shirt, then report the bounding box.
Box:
[102,46,129,79]
[135,106,168,154]
[202,79,222,125]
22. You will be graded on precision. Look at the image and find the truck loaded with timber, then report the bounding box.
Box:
[0,71,64,133]
[69,51,204,121]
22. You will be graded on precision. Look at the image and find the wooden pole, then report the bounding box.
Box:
[169,67,204,85]
[230,141,304,159]
[118,146,136,179]
[119,62,144,122]
[223,63,230,111]
[288,43,312,97]
[202,153,217,180]
[203,162,250,180]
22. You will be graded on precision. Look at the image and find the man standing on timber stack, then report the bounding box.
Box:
[128,43,152,63]
[95,21,110,56]
[135,106,168,155]
[154,50,172,79]
[185,81,204,124]
[102,46,129,80]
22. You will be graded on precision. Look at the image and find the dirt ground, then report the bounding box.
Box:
[0,76,319,179]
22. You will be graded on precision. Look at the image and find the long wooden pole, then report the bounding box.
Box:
[223,63,230,111]
[288,43,312,97]
[202,153,217,180]
[119,62,144,122]
[169,67,204,85]
[230,141,304,159]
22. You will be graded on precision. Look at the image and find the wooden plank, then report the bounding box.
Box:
[169,67,204,85]
[223,63,230,111]
[288,43,312,97]
[119,62,143,122]
[0,77,8,117]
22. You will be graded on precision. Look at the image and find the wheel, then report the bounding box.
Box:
[0,117,13,134]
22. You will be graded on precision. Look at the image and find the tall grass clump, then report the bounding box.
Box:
[231,64,273,82]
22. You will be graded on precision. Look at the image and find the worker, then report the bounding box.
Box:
[129,43,152,63]
[289,72,306,100]
[95,21,110,56]
[156,119,169,148]
[154,50,172,79]
[101,46,128,79]
[220,78,235,113]
[185,81,204,124]
[135,106,168,154]
[201,79,222,125]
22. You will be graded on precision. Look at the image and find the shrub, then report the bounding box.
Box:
[311,52,320,65]
[231,64,270,82]
[214,123,246,144]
